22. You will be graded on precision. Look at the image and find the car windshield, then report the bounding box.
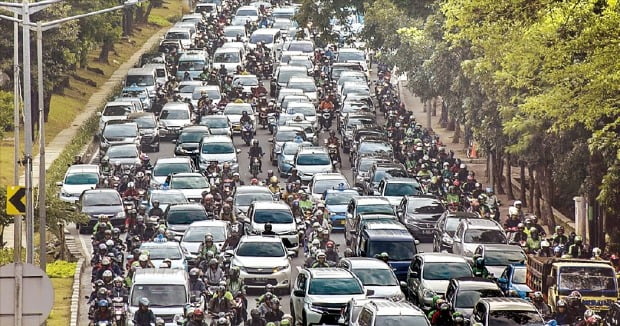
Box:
[313,179,348,194]
[126,75,154,86]
[288,82,316,92]
[308,278,363,295]
[236,242,285,257]
[296,153,331,166]
[250,33,274,44]
[446,217,463,232]
[191,89,220,100]
[423,262,472,280]
[287,42,313,53]
[103,105,131,116]
[384,182,421,196]
[455,289,504,308]
[178,60,205,71]
[233,77,259,86]
[107,146,138,159]
[178,84,198,93]
[179,132,206,143]
[82,192,121,206]
[201,117,228,128]
[201,142,234,154]
[150,192,187,205]
[353,268,398,286]
[368,241,415,261]
[289,59,312,69]
[153,162,191,177]
[559,266,617,292]
[130,284,186,307]
[214,52,240,63]
[288,106,315,116]
[278,70,306,84]
[253,209,293,224]
[485,250,526,266]
[237,9,257,16]
[160,109,189,120]
[140,245,183,260]
[166,31,189,39]
[282,142,304,155]
[65,172,98,185]
[234,193,273,206]
[338,51,365,62]
[133,115,157,128]
[170,176,208,189]
[223,105,249,115]
[375,316,429,325]
[167,209,207,224]
[273,20,292,29]
[488,311,544,325]
[275,130,304,142]
[325,192,357,205]
[408,200,445,215]
[224,28,244,37]
[359,142,392,155]
[357,204,393,215]
[512,268,527,284]
[183,226,226,242]
[103,125,137,138]
[463,229,507,244]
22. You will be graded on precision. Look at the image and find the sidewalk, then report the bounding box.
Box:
[399,84,512,220]
[3,29,166,250]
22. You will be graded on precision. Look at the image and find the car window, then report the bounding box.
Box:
[308,278,363,295]
[166,209,207,225]
[236,241,285,257]
[456,290,504,309]
[253,209,293,224]
[463,229,507,244]
[296,274,307,290]
[423,262,472,280]
[357,308,373,326]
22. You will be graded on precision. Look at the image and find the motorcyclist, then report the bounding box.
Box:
[198,234,219,260]
[551,300,573,325]
[343,248,354,258]
[133,297,156,326]
[110,276,128,302]
[376,252,390,264]
[252,82,267,98]
[247,308,266,326]
[528,215,546,236]
[148,200,164,217]
[318,96,334,130]
[93,215,113,235]
[508,200,525,220]
[311,251,330,268]
[568,235,585,258]
[204,258,225,286]
[531,291,551,318]
[268,176,280,194]
[591,247,603,260]
[512,223,528,243]
[262,223,276,236]
[249,139,264,172]
[431,302,453,326]
[208,285,233,315]
[567,291,588,320]
[552,225,569,246]
[220,204,236,223]
[240,110,252,126]
[92,299,113,323]
[88,284,110,305]
[325,241,339,263]
[226,266,245,295]
[264,297,284,323]
[472,257,490,278]
[298,193,313,213]
[287,168,302,184]
[123,181,140,198]
[222,226,241,250]
[526,228,542,253]
[186,308,207,326]
[189,268,207,293]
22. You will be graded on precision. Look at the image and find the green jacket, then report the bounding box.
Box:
[472,266,489,278]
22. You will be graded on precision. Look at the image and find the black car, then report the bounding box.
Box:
[99,120,140,154]
[77,189,125,234]
[352,155,394,188]
[432,211,480,253]
[350,139,393,167]
[129,112,160,152]
[363,162,407,195]
[444,277,504,319]
[174,125,210,156]
[397,195,446,240]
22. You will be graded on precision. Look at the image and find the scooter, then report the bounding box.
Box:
[241,123,253,146]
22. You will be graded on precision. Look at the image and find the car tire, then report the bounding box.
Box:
[290,302,296,324]
[302,312,307,326]
[155,143,160,152]
[78,225,88,235]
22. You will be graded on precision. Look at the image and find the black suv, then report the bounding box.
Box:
[397,195,446,240]
[363,162,407,195]
[129,112,160,152]
[77,189,125,234]
[174,125,210,157]
[432,211,480,253]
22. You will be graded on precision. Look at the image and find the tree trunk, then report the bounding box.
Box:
[440,101,448,128]
[519,161,527,206]
[98,39,114,63]
[506,154,514,199]
[495,151,505,195]
[534,180,542,218]
[536,165,556,229]
[453,120,460,143]
[528,165,535,212]
[142,2,153,23]
[447,116,455,131]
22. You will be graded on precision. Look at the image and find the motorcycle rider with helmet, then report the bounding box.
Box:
[249,139,264,173]
[133,297,157,326]
[189,268,206,293]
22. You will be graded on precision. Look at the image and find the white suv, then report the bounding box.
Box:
[452,218,507,257]
[229,235,293,292]
[294,146,334,182]
[291,268,368,326]
[349,299,430,326]
[244,201,299,253]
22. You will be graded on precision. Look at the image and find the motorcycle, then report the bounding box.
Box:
[258,107,268,128]
[320,109,332,130]
[241,123,253,146]
[327,143,340,169]
[111,296,126,326]
[267,113,277,134]
[250,156,261,178]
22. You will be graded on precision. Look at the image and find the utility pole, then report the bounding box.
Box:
[37,20,46,270]
[13,13,22,326]
[22,0,34,265]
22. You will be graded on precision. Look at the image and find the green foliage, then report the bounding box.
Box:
[0,91,13,139]
[149,14,172,27]
[46,260,77,278]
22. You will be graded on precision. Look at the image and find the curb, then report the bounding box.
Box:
[69,258,84,326]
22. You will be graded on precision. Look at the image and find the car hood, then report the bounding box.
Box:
[167,223,191,234]
[422,279,449,295]
[405,213,441,225]
[209,127,230,135]
[200,152,236,163]
[153,176,167,185]
[365,285,403,299]
[103,137,137,145]
[225,114,242,123]
[512,283,532,294]
[307,293,366,305]
[151,258,186,270]
[233,255,289,268]
[383,196,403,207]
[175,188,209,200]
[251,222,296,233]
[296,164,332,176]
[177,142,199,150]
[61,184,95,196]
[161,119,191,128]
[82,205,123,215]
[181,241,225,255]
[129,306,185,326]
[107,157,139,165]
[326,204,347,215]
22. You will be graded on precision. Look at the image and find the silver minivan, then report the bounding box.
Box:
[125,67,157,97]
[198,135,240,172]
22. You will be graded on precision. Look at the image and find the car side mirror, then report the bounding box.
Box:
[414,240,420,245]
[236,148,242,154]
[400,281,407,288]
[453,238,461,243]
[55,181,63,186]
[172,139,177,143]
[268,138,274,143]
[190,295,199,303]
[346,213,353,219]
[293,289,305,297]
[410,271,419,279]
[96,112,102,117]
[287,250,296,257]
[366,289,375,296]
[225,249,234,256]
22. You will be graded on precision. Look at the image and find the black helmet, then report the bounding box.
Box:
[264,223,273,231]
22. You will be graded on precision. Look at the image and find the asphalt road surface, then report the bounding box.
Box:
[71,78,434,324]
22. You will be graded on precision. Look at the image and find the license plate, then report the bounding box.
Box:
[422,229,432,234]
[248,278,268,285]
[340,220,346,225]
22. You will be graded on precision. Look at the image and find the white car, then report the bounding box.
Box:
[57,164,100,203]
[286,102,317,124]
[223,25,247,42]
[139,241,188,270]
[176,80,204,102]
[287,76,318,103]
[158,103,193,140]
[168,172,210,202]
[452,218,507,258]
[291,268,368,326]
[198,135,240,172]
[98,101,137,131]
[191,85,221,108]
[308,173,350,201]
[294,146,332,182]
[244,201,299,252]
[165,27,193,49]
[235,5,259,22]
[222,102,254,134]
[232,74,259,95]
[336,48,369,77]
[181,220,229,259]
[229,235,293,291]
[339,257,406,301]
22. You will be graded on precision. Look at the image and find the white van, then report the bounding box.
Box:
[212,47,243,74]
[125,67,157,96]
[128,269,189,325]
[142,63,168,85]
[165,27,192,49]
[248,28,283,57]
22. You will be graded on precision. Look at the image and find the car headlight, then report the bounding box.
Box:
[273,265,289,273]
[390,293,405,301]
[442,234,453,246]
[309,304,325,313]
[116,211,126,219]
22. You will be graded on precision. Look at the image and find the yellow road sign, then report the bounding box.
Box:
[6,186,26,215]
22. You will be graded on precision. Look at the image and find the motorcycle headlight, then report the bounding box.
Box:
[116,211,126,219]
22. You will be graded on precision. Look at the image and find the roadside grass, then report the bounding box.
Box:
[0,0,185,187]
[47,278,74,326]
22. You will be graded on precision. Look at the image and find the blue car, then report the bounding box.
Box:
[323,188,358,231]
[497,263,532,299]
[276,139,312,177]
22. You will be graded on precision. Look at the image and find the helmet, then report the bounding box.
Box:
[98,287,108,296]
[317,251,326,258]
[105,239,114,247]
[204,234,214,242]
[102,270,113,279]
[98,243,107,250]
[517,223,525,229]
[98,299,109,307]
[271,297,280,305]
[541,240,550,248]
[189,268,200,277]
[533,291,543,300]
[569,291,582,300]
[209,258,218,266]
[574,235,583,244]
[344,248,353,257]
[270,176,278,183]
[584,309,594,319]
[592,247,602,256]
[139,297,150,306]
[101,257,111,265]
[530,227,538,234]
[556,299,566,307]
[230,266,240,277]
[114,276,123,284]
[139,254,148,262]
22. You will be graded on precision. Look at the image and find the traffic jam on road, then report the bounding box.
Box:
[58,0,619,325]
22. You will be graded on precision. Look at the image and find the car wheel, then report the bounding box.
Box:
[433,239,438,252]
[78,226,88,235]
[302,312,308,326]
[155,143,160,152]
[290,302,296,323]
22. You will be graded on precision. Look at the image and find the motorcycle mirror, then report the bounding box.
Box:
[236,148,242,154]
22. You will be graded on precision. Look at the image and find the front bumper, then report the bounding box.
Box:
[305,303,346,325]
[140,134,160,149]
[404,222,436,239]
[329,214,346,231]
[239,266,291,289]
[198,161,239,173]
[159,127,182,138]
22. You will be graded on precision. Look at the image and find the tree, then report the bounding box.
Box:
[0,90,13,139]
[0,188,14,248]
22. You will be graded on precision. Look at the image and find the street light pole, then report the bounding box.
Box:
[37,20,46,270]
[21,0,34,264]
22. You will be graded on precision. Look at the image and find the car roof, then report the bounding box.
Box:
[140,241,181,249]
[453,277,502,291]
[353,196,391,205]
[479,244,524,252]
[480,298,538,312]
[155,157,192,164]
[201,135,234,143]
[162,102,190,110]
[383,177,419,183]
[181,125,210,132]
[149,189,185,196]
[459,218,502,230]
[167,203,205,210]
[297,147,328,154]
[288,76,314,83]
[187,220,229,228]
[278,65,307,72]
[363,220,407,231]
[364,228,413,239]
[418,252,469,263]
[67,164,99,174]
[251,201,290,210]
[366,299,425,316]
[83,189,119,195]
[252,28,280,35]
[133,268,187,284]
[170,172,204,178]
[308,267,354,279]
[344,257,394,269]
[235,185,273,195]
[312,173,347,181]
[240,235,283,243]
[339,48,364,53]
